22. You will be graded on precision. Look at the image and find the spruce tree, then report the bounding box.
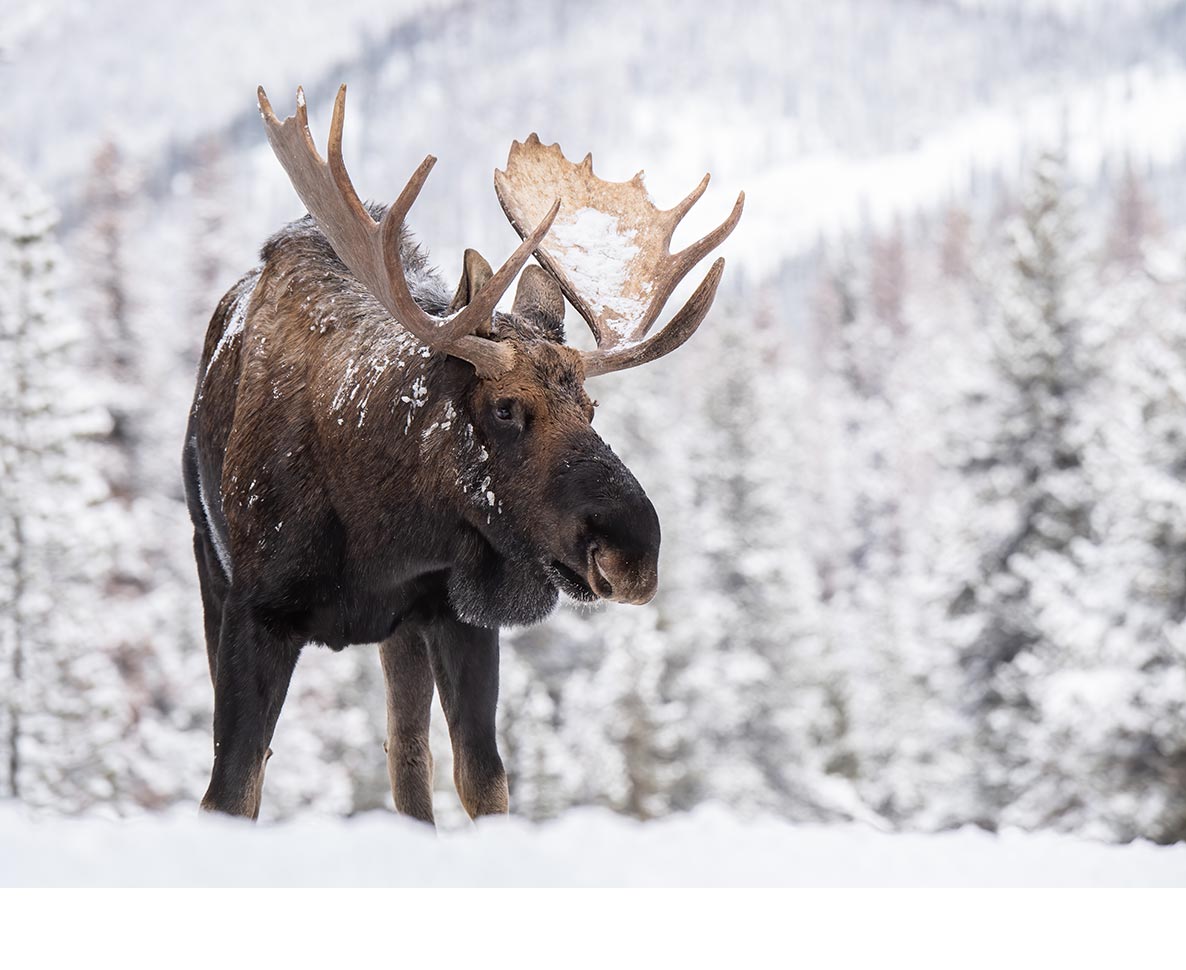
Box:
[0,158,128,811]
[953,153,1112,828]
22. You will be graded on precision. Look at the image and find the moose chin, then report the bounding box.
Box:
[182,83,743,824]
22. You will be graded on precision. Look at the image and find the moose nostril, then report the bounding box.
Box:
[585,544,615,599]
[592,552,613,591]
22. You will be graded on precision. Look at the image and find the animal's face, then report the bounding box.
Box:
[457,318,660,613]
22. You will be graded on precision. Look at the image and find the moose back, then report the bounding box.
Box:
[182,85,743,823]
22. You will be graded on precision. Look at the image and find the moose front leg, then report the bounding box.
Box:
[378,629,436,825]
[201,591,299,819]
[427,616,508,819]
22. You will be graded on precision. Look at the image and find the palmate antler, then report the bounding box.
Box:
[495,135,744,377]
[258,85,560,378]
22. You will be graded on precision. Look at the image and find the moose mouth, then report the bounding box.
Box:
[547,546,617,603]
[547,559,599,602]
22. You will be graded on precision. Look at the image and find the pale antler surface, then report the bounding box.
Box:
[258,85,560,378]
[494,134,744,376]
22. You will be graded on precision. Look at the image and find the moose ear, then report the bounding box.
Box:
[449,248,495,334]
[511,265,566,342]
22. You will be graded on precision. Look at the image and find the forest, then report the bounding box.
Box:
[3,0,1186,843]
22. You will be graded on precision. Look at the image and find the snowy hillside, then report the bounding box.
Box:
[7,0,1186,274]
[3,804,1184,887]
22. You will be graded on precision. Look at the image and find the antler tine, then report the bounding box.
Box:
[445,197,562,332]
[257,84,280,128]
[670,190,746,280]
[325,84,376,226]
[667,172,711,224]
[580,258,726,378]
[624,188,745,345]
[374,156,459,344]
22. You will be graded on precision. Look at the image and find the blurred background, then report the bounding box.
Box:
[2,0,1186,841]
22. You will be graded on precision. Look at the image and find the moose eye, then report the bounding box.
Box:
[494,399,516,423]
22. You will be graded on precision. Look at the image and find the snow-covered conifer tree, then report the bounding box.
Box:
[809,231,965,827]
[78,139,141,498]
[951,153,1116,829]
[0,158,132,811]
[1012,178,1186,843]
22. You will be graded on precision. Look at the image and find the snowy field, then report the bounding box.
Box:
[2,805,1183,887]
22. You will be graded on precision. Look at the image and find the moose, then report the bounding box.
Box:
[183,84,743,823]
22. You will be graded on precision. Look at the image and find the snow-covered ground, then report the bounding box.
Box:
[2,805,1183,887]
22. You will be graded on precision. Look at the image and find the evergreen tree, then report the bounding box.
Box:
[0,158,130,811]
[559,607,686,819]
[654,292,857,820]
[810,234,963,827]
[1104,160,1160,271]
[498,640,575,820]
[79,139,140,498]
[189,137,234,330]
[952,153,1114,828]
[1016,181,1186,843]
[76,138,215,815]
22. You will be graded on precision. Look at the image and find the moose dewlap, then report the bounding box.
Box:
[182,84,742,824]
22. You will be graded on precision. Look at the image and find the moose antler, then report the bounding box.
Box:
[258,85,560,378]
[494,135,744,377]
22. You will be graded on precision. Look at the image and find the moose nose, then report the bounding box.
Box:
[552,445,661,604]
[584,487,661,605]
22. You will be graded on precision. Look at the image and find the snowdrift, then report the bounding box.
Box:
[2,804,1183,887]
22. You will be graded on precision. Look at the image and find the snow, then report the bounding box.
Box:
[400,373,430,433]
[21,0,1186,290]
[1,804,1182,887]
[205,269,259,375]
[1,0,451,190]
[545,207,650,339]
[196,460,233,581]
[725,66,1186,280]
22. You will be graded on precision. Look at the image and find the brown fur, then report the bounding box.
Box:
[185,213,660,822]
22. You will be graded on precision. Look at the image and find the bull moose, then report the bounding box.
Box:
[182,85,743,823]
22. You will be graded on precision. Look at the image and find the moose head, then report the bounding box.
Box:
[186,84,742,822]
[256,85,743,626]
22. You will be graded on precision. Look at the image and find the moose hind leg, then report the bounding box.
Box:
[378,629,436,825]
[201,591,299,819]
[427,616,508,819]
